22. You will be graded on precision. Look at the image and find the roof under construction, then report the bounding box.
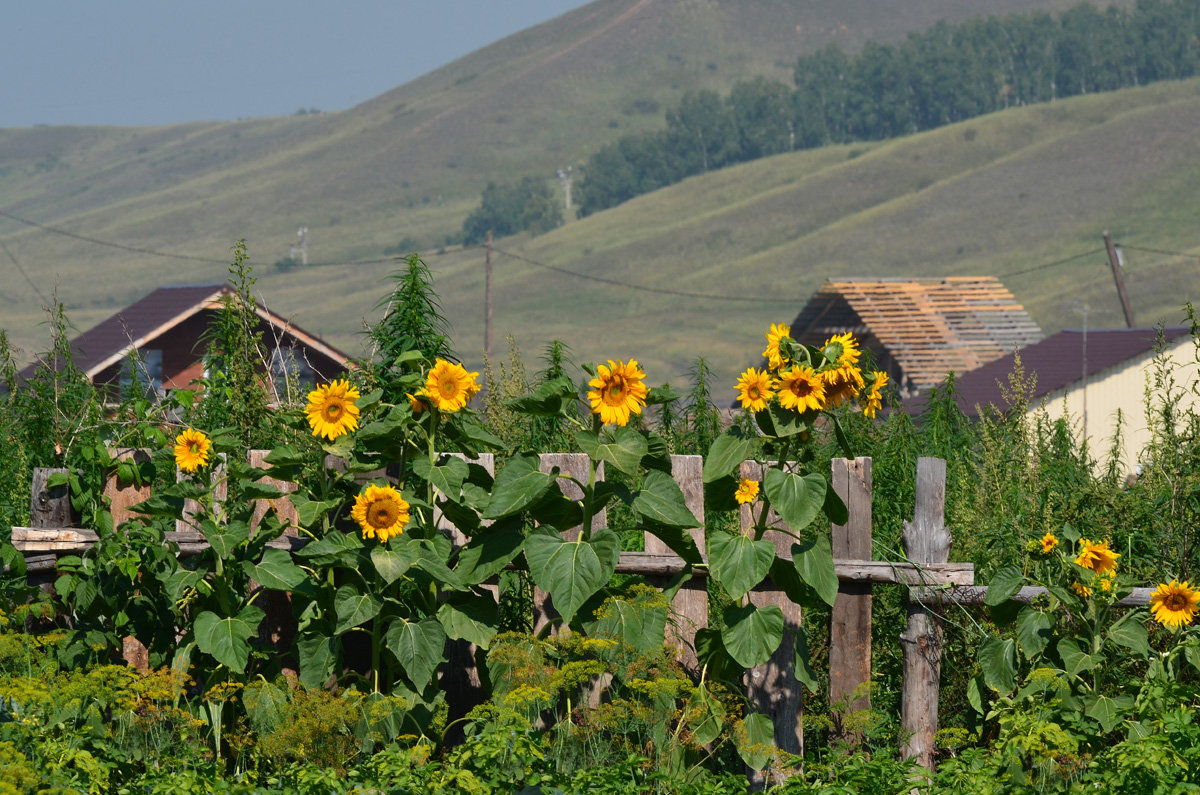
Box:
[788,277,1043,392]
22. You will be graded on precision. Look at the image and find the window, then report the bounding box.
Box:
[269,346,315,397]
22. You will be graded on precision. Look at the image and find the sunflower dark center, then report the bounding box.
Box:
[367,499,399,528]
[1165,592,1190,611]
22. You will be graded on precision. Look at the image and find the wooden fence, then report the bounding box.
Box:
[12,452,1001,772]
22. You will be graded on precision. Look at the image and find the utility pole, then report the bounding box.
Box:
[1103,230,1135,328]
[484,230,493,363]
[557,167,573,210]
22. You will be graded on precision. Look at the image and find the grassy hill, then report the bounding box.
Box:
[0,0,1171,394]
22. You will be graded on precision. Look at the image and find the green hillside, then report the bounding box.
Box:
[0,0,1168,393]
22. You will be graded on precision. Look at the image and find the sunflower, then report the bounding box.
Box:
[587,359,649,426]
[1075,539,1120,575]
[862,371,888,418]
[1150,579,1200,629]
[822,365,865,408]
[1071,582,1092,598]
[305,379,361,440]
[1040,532,1058,555]
[351,484,410,543]
[735,367,775,412]
[777,366,825,413]
[822,332,862,370]
[174,428,212,473]
[407,392,429,415]
[762,322,792,371]
[425,359,480,413]
[735,478,760,505]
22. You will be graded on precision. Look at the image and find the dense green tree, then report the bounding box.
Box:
[728,77,795,159]
[462,177,563,245]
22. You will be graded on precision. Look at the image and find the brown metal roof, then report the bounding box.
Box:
[789,277,1043,391]
[919,326,1193,418]
[20,284,350,380]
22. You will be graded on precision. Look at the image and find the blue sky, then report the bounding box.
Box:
[1,1,592,128]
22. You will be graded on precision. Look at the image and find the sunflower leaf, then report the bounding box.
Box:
[484,454,557,520]
[763,468,826,532]
[707,531,774,601]
[505,376,576,417]
[576,426,647,476]
[703,433,752,483]
[524,526,620,625]
[721,603,784,668]
[633,469,698,529]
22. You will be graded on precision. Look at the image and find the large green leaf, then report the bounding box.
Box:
[413,456,470,501]
[1084,693,1132,733]
[385,617,447,689]
[334,586,383,635]
[1057,637,1097,679]
[1015,607,1053,659]
[793,628,820,693]
[689,686,726,746]
[1107,613,1150,657]
[707,531,774,601]
[793,536,838,607]
[453,522,525,584]
[505,376,576,416]
[370,543,414,586]
[586,594,667,653]
[244,548,307,591]
[289,493,340,529]
[484,454,557,520]
[978,636,1018,694]
[437,593,500,649]
[200,517,251,560]
[297,531,364,567]
[737,712,776,771]
[576,426,647,476]
[524,527,621,624]
[642,524,703,566]
[822,485,849,526]
[703,434,752,483]
[763,469,826,532]
[195,606,264,675]
[634,469,700,529]
[694,628,744,686]
[721,603,784,668]
[296,635,339,690]
[986,565,1025,607]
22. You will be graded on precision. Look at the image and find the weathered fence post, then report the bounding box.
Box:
[27,467,72,600]
[104,448,153,529]
[900,457,949,769]
[643,455,707,672]
[829,457,872,741]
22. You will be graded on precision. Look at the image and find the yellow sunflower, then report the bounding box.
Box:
[351,484,410,543]
[1150,579,1200,629]
[407,392,429,415]
[735,367,776,412]
[1040,532,1058,555]
[174,428,212,473]
[587,359,649,426]
[1071,581,1092,598]
[1075,539,1120,575]
[762,322,792,371]
[777,366,825,413]
[862,371,888,418]
[735,478,760,505]
[425,359,480,413]
[822,332,862,370]
[822,365,865,408]
[305,379,361,440]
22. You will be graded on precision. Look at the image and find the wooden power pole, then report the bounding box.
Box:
[1103,230,1136,328]
[484,230,493,362]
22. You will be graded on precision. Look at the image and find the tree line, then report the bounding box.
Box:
[574,0,1200,216]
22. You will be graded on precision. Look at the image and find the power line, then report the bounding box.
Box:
[1116,243,1200,260]
[491,245,802,303]
[0,239,46,305]
[995,247,1106,278]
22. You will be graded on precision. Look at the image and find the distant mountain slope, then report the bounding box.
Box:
[0,0,1140,377]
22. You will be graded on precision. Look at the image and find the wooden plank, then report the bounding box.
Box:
[533,453,603,635]
[740,460,802,779]
[829,457,872,739]
[643,455,706,672]
[248,449,299,535]
[30,468,72,529]
[900,457,949,771]
[433,453,495,547]
[915,585,1154,607]
[104,448,152,529]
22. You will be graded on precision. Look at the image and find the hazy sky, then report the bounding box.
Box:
[1,1,593,128]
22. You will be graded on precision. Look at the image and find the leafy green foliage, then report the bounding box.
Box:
[462,176,564,245]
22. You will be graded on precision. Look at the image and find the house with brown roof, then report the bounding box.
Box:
[22,284,351,396]
[918,326,1196,474]
[786,277,1043,395]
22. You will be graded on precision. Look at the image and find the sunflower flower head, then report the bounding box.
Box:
[174,428,212,473]
[735,479,760,505]
[762,322,792,372]
[351,484,410,543]
[1150,579,1200,629]
[587,359,649,426]
[305,379,361,440]
[862,371,888,418]
[425,360,480,413]
[735,368,776,412]
[777,366,825,413]
[1071,581,1092,598]
[822,365,864,408]
[1075,539,1120,575]
[1040,532,1058,555]
[407,392,430,415]
[822,332,862,370]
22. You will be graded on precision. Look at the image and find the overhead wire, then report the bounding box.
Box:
[1116,243,1200,260]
